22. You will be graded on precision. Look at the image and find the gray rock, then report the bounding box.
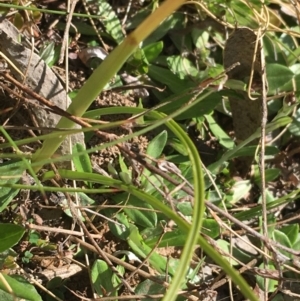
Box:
[0,18,84,167]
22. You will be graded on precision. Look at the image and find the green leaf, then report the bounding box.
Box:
[46,277,63,290]
[118,155,129,173]
[256,263,278,292]
[0,249,17,270]
[226,180,251,204]
[208,117,292,173]
[254,168,280,185]
[45,288,64,301]
[91,259,120,297]
[225,79,247,91]
[177,202,193,216]
[273,229,292,258]
[257,189,276,205]
[191,29,209,51]
[0,288,16,301]
[273,101,297,121]
[292,234,300,251]
[0,274,42,301]
[228,145,278,159]
[225,0,256,25]
[0,224,25,253]
[168,138,188,156]
[93,0,124,43]
[266,64,294,92]
[125,197,157,228]
[113,193,157,228]
[143,41,163,63]
[144,13,184,45]
[202,219,220,239]
[77,192,95,206]
[59,21,98,36]
[28,232,40,245]
[39,41,59,67]
[107,162,119,178]
[205,114,235,149]
[127,48,149,74]
[146,130,168,159]
[72,143,92,174]
[72,143,93,188]
[125,5,150,30]
[109,212,130,240]
[148,65,193,94]
[59,192,95,221]
[216,239,252,266]
[135,279,166,299]
[170,30,193,54]
[112,264,124,288]
[146,228,187,247]
[145,219,219,247]
[288,108,300,136]
[119,171,132,184]
[0,160,26,212]
[279,224,299,246]
[290,63,300,75]
[128,224,175,275]
[287,45,300,65]
[167,56,199,79]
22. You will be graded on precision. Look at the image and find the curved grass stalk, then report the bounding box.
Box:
[32,0,186,169]
[26,0,258,299]
[41,112,257,301]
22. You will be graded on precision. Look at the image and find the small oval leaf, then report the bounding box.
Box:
[0,224,25,253]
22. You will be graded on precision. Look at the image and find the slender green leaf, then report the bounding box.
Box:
[148,65,193,94]
[128,224,175,275]
[72,143,93,188]
[0,274,42,301]
[114,194,157,228]
[72,143,92,174]
[205,114,235,149]
[145,228,187,247]
[254,168,280,185]
[0,160,26,212]
[147,130,168,159]
[119,172,132,185]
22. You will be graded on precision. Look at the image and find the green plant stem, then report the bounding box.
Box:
[32,0,187,170]
[28,0,258,298]
[46,167,258,301]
